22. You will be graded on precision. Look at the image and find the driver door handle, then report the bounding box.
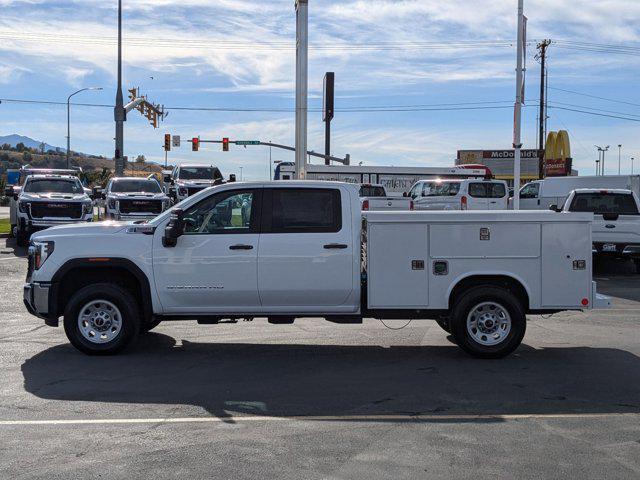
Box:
[229,244,253,250]
[323,243,348,249]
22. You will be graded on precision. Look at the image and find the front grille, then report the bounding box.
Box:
[119,199,163,214]
[30,202,82,219]
[187,187,205,197]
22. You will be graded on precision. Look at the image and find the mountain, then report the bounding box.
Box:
[0,134,63,153]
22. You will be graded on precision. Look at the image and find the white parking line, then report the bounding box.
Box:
[0,256,23,261]
[0,412,637,426]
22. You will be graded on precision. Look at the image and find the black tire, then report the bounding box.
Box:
[16,229,29,247]
[435,317,451,334]
[142,318,162,333]
[450,285,526,359]
[63,283,141,355]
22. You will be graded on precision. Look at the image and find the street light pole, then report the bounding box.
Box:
[114,0,126,176]
[294,0,308,180]
[511,0,525,209]
[618,144,622,175]
[269,142,272,181]
[67,87,102,169]
[632,157,635,175]
[595,145,609,176]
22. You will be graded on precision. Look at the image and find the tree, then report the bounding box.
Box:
[135,154,146,163]
[15,142,25,152]
[1,143,10,151]
[22,151,32,162]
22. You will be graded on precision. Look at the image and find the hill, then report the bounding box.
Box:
[0,134,62,153]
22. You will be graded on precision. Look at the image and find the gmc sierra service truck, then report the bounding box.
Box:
[23,181,610,358]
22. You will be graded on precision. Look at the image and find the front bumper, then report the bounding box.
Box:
[20,215,93,230]
[23,282,57,325]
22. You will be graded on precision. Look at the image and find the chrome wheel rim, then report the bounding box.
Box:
[77,300,123,344]
[466,301,511,346]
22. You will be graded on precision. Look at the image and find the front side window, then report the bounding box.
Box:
[569,192,639,215]
[520,182,540,199]
[487,183,507,198]
[183,189,257,234]
[177,167,223,181]
[468,183,487,198]
[408,183,422,199]
[24,179,83,194]
[266,188,341,233]
[110,179,161,193]
[422,181,461,197]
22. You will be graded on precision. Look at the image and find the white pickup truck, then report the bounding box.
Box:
[556,188,640,272]
[359,184,413,211]
[23,181,609,358]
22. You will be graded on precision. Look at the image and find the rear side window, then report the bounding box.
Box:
[487,183,506,198]
[468,183,486,198]
[422,182,460,197]
[265,188,342,233]
[359,185,386,197]
[569,193,639,215]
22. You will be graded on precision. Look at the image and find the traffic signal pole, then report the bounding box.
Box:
[114,0,125,176]
[295,0,308,180]
[512,0,525,210]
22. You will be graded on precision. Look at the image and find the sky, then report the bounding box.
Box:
[1,0,639,180]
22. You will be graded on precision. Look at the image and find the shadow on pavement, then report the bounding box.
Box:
[1,236,28,258]
[21,333,640,421]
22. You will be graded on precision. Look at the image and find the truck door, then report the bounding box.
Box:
[467,182,489,209]
[152,188,262,313]
[519,181,541,209]
[257,187,354,310]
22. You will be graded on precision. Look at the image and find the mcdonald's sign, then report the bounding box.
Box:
[544,130,572,177]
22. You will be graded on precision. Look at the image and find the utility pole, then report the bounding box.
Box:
[323,72,335,166]
[596,145,609,176]
[114,0,126,176]
[294,0,308,180]
[618,144,622,174]
[512,0,526,209]
[631,157,635,174]
[536,39,550,179]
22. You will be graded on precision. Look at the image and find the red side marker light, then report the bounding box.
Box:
[581,298,589,306]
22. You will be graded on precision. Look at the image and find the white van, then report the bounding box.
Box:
[518,175,640,210]
[408,179,508,211]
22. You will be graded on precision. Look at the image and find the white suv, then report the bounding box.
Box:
[409,179,508,210]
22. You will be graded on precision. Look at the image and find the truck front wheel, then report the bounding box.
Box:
[63,283,141,355]
[450,286,526,359]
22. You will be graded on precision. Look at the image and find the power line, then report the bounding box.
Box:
[548,86,640,108]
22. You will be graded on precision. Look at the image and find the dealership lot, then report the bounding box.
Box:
[0,237,639,479]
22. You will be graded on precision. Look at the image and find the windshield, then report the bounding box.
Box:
[178,167,222,181]
[111,179,161,193]
[422,181,461,197]
[569,192,639,215]
[359,186,386,197]
[23,178,84,194]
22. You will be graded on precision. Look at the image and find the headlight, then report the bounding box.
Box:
[18,201,30,213]
[108,198,116,210]
[178,187,188,196]
[82,202,93,215]
[30,240,55,270]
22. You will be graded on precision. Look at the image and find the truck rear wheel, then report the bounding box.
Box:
[63,283,141,355]
[450,286,526,359]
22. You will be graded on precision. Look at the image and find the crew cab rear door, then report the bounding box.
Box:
[257,186,354,311]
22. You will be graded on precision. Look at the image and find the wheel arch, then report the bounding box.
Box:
[50,258,153,322]
[447,273,531,311]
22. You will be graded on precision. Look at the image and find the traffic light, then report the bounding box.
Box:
[164,134,171,151]
[222,137,229,152]
[192,137,199,152]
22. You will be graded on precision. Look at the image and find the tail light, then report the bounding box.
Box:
[362,199,369,211]
[409,200,414,210]
[461,196,468,210]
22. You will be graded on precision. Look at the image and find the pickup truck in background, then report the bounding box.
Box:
[556,188,640,272]
[7,174,94,247]
[23,181,609,358]
[359,184,413,211]
[164,163,225,204]
[104,177,171,221]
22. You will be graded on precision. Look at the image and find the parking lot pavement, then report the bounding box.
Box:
[0,236,639,479]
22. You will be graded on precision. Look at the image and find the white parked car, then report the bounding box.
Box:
[359,184,413,211]
[24,181,609,358]
[104,177,170,221]
[517,175,640,210]
[8,174,93,246]
[408,179,508,210]
[557,188,640,272]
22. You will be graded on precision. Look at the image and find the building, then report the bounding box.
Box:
[456,149,543,187]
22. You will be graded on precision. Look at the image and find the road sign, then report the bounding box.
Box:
[172,135,180,147]
[235,140,260,146]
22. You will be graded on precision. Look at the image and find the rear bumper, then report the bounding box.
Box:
[592,243,640,258]
[592,281,612,309]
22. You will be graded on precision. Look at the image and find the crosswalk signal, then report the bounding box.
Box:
[192,137,199,152]
[222,137,229,152]
[164,133,171,151]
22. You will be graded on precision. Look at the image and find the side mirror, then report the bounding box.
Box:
[403,192,408,197]
[91,187,103,201]
[101,192,106,200]
[163,208,185,247]
[229,174,236,183]
[163,174,172,184]
[549,204,560,212]
[4,186,13,197]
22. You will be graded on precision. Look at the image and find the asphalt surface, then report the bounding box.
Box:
[0,236,639,479]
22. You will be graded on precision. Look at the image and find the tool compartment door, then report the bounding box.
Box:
[541,222,592,308]
[367,222,429,309]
